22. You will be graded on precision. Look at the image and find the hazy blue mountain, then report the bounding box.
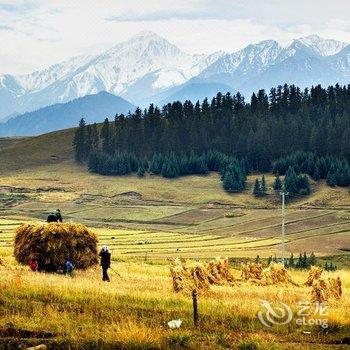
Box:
[0,91,134,137]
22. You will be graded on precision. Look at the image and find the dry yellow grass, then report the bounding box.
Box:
[0,259,349,349]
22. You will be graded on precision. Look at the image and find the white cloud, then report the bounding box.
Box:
[1,0,350,75]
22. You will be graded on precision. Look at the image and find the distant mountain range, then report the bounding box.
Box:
[0,92,134,136]
[0,31,350,132]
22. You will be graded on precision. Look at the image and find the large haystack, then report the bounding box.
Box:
[14,222,98,271]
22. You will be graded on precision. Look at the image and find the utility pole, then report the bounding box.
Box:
[280,190,289,265]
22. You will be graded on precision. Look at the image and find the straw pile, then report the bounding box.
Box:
[240,262,263,280]
[311,277,342,303]
[207,257,235,284]
[169,257,235,293]
[14,222,98,271]
[259,263,298,286]
[305,266,324,286]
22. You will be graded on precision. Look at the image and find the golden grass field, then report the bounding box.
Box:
[0,249,349,349]
[0,132,349,348]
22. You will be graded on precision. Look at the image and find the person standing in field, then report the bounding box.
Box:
[29,259,38,271]
[65,260,74,277]
[47,209,63,223]
[99,245,111,282]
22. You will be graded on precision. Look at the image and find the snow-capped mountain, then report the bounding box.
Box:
[0,31,225,120]
[0,32,349,121]
[296,34,347,57]
[198,35,350,96]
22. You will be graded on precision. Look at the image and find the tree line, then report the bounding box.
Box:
[74,83,350,192]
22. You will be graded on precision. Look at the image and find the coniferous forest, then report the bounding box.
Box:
[74,84,350,193]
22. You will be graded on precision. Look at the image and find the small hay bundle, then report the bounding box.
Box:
[169,258,210,293]
[14,222,98,271]
[169,257,235,293]
[207,257,235,284]
[305,266,324,286]
[260,263,297,286]
[311,277,342,303]
[240,262,263,280]
[169,258,190,292]
[328,276,342,300]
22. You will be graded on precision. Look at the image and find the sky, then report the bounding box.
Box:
[1,0,350,75]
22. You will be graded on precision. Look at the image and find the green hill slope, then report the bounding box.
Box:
[0,128,74,172]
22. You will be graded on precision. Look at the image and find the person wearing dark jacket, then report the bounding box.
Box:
[47,209,63,223]
[99,245,111,282]
[55,209,63,222]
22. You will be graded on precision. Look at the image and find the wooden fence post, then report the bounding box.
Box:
[192,289,199,327]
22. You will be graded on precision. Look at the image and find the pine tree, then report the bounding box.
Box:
[273,172,282,191]
[296,253,303,268]
[302,252,308,268]
[137,165,146,177]
[73,118,87,162]
[284,167,298,195]
[91,123,99,151]
[309,252,317,266]
[289,253,295,268]
[101,118,111,154]
[261,175,267,195]
[253,178,261,197]
[326,172,337,187]
[222,164,246,193]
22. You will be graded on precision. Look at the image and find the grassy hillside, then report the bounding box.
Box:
[0,129,349,261]
[0,128,74,172]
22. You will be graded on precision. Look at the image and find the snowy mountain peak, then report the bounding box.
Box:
[296,34,348,56]
[1,32,350,122]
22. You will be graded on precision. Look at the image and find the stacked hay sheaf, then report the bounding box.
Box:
[240,262,297,285]
[304,266,324,286]
[305,266,342,302]
[14,222,98,271]
[260,263,298,286]
[169,257,235,293]
[241,262,263,280]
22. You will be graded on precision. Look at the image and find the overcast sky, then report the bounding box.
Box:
[1,0,350,75]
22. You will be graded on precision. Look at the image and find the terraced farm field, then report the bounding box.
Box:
[1,163,349,262]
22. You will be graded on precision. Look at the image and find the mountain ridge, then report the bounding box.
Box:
[0,32,349,120]
[0,91,134,137]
